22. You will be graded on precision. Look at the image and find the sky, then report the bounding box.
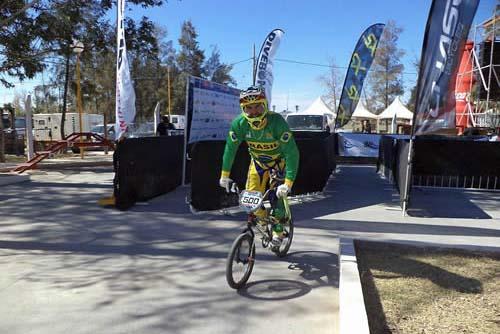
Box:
[0,0,496,113]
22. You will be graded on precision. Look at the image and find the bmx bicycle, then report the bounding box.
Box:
[225,169,294,289]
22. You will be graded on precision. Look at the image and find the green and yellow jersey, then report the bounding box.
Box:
[221,112,299,187]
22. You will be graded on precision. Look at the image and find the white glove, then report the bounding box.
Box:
[276,184,290,198]
[219,177,233,193]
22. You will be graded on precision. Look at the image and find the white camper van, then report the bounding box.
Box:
[170,115,185,129]
[285,113,335,133]
[33,113,104,141]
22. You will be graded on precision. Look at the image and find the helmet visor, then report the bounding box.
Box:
[242,102,265,118]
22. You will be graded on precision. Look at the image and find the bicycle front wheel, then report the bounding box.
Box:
[226,232,256,289]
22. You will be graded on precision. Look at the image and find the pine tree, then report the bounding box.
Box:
[177,20,205,77]
[204,46,236,86]
[171,20,206,114]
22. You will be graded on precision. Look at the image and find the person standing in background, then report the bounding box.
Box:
[156,115,175,136]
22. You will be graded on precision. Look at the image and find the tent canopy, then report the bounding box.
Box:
[351,101,378,119]
[299,97,336,116]
[378,97,413,120]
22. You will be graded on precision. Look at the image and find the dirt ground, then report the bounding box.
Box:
[356,240,500,334]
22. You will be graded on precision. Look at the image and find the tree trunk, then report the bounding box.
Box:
[61,53,71,140]
[0,114,5,163]
[385,59,389,109]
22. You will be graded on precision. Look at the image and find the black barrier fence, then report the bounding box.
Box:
[396,140,410,205]
[412,137,500,190]
[377,135,397,180]
[382,136,500,208]
[189,132,336,211]
[114,136,184,210]
[377,135,410,181]
[190,141,250,211]
[293,133,336,195]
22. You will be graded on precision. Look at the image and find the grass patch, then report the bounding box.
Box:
[356,240,500,334]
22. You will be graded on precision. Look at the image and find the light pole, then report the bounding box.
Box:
[72,39,85,159]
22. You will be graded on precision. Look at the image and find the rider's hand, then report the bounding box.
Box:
[276,184,290,198]
[219,177,233,193]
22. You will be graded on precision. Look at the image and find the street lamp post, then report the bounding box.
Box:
[72,40,85,159]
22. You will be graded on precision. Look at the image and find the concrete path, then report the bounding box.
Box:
[297,165,500,252]
[1,163,499,333]
[0,168,339,334]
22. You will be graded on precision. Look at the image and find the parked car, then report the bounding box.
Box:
[285,113,334,133]
[91,124,115,138]
[128,122,155,138]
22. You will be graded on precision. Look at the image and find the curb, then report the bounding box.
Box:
[0,173,30,186]
[339,237,370,334]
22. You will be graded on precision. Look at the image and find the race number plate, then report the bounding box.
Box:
[239,190,263,213]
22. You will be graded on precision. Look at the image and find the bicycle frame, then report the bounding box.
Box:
[240,170,292,249]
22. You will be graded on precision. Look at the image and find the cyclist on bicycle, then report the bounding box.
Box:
[219,85,299,249]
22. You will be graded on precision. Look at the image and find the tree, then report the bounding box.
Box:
[0,1,45,88]
[125,16,162,120]
[171,20,206,114]
[365,20,405,113]
[204,46,236,86]
[0,103,16,162]
[407,57,420,111]
[177,20,205,77]
[318,58,342,110]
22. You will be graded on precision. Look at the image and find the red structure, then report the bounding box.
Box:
[455,41,476,134]
[10,132,114,174]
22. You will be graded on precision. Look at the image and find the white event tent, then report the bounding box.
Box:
[378,97,413,120]
[300,97,336,116]
[351,101,378,119]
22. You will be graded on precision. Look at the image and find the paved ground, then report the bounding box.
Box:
[308,165,500,252]
[1,164,499,333]
[0,167,339,334]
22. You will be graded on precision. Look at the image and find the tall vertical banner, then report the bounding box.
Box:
[254,29,284,105]
[402,0,479,213]
[335,23,385,129]
[115,0,136,140]
[412,0,479,135]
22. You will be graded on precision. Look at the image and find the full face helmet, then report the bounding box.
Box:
[239,85,269,130]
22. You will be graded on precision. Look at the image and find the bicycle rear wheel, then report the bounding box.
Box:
[274,218,294,257]
[226,232,256,289]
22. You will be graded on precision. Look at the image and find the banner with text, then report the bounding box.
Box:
[336,23,384,129]
[412,0,479,135]
[187,76,241,144]
[254,29,284,105]
[115,0,136,140]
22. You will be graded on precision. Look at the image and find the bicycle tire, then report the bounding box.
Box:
[274,218,294,257]
[226,232,256,289]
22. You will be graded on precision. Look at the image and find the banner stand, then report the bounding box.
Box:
[182,77,190,186]
[402,136,414,216]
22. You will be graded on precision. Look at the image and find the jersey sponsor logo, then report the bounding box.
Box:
[229,131,238,142]
[265,132,273,139]
[247,141,279,151]
[280,132,291,143]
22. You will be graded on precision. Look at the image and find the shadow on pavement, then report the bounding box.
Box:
[407,187,494,219]
[237,251,338,301]
[237,279,312,301]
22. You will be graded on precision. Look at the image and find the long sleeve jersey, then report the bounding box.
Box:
[221,112,299,187]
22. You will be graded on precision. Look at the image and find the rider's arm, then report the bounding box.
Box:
[221,117,244,178]
[275,116,299,188]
